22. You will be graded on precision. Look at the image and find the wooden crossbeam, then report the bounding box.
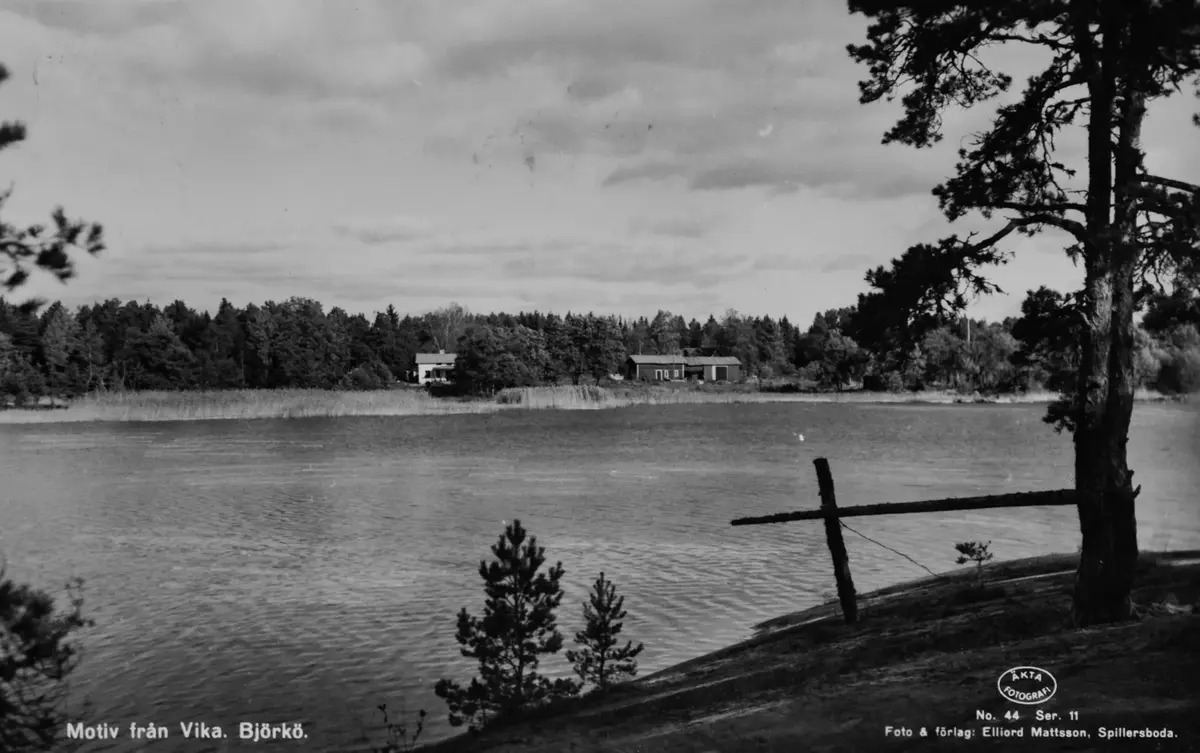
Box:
[730,488,1081,527]
[728,458,1099,626]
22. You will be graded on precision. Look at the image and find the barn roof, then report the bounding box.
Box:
[626,355,741,366]
[415,353,457,364]
[627,354,689,365]
[685,356,741,366]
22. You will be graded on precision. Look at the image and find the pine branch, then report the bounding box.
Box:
[985,30,1071,50]
[967,213,1090,253]
[992,200,1088,216]
[1139,174,1200,193]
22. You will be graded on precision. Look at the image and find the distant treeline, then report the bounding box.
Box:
[1,288,1198,402]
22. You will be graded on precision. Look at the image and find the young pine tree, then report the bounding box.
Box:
[566,572,644,692]
[434,520,580,732]
[955,541,994,590]
[1,57,101,752]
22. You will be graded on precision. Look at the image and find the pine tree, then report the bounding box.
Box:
[37,302,80,398]
[434,520,580,732]
[566,572,644,692]
[847,0,1200,626]
[0,331,43,405]
[71,318,108,393]
[0,57,98,750]
[0,65,104,315]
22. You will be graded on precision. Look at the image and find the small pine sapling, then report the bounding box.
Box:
[372,704,425,753]
[955,541,994,589]
[434,520,580,732]
[566,572,644,692]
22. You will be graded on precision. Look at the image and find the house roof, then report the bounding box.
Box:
[415,353,457,364]
[627,355,741,366]
[628,354,689,365]
[686,356,742,366]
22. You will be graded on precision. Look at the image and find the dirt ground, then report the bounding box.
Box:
[418,550,1200,753]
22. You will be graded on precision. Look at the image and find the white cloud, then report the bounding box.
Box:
[1,0,1195,324]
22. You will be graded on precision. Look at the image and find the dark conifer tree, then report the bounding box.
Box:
[434,520,580,731]
[566,572,644,691]
[0,58,98,750]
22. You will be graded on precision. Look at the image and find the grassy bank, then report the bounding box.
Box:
[410,550,1200,753]
[0,384,1184,424]
[0,384,1182,424]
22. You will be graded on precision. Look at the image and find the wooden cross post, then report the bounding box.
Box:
[731,458,1085,627]
[813,457,858,624]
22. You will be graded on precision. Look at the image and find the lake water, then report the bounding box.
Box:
[2,402,1198,751]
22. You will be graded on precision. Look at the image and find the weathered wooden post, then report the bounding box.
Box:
[813,457,858,624]
[732,462,1081,624]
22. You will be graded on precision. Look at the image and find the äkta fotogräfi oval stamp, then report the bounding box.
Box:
[997,665,1057,705]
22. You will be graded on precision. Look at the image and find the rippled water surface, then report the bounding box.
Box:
[2,402,1198,751]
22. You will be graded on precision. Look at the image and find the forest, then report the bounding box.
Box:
[1,282,1198,402]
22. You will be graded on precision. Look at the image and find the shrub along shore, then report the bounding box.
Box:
[0,383,1183,424]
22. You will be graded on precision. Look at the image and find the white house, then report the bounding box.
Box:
[415,351,456,385]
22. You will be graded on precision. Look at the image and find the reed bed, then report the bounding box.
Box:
[495,384,1173,409]
[494,384,900,408]
[0,388,504,423]
[0,384,1176,424]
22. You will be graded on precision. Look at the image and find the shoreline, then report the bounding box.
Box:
[410,549,1200,753]
[0,385,1185,425]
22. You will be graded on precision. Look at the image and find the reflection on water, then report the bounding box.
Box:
[1,402,1197,751]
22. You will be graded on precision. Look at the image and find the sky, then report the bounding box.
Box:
[0,1,1197,325]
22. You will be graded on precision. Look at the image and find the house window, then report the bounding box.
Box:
[673,370,680,378]
[655,369,663,380]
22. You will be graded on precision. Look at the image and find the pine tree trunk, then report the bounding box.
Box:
[1073,240,1138,627]
[512,590,526,716]
[1070,13,1144,627]
[1072,390,1138,627]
